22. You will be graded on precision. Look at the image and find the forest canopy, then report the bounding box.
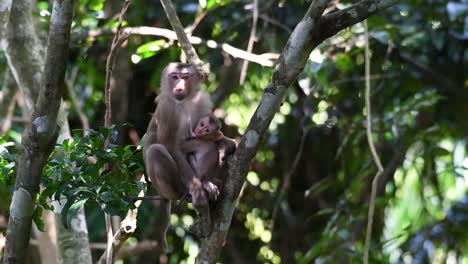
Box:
[0,0,467,263]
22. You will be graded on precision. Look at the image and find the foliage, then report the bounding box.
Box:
[1,0,468,262]
[0,135,18,210]
[37,127,145,228]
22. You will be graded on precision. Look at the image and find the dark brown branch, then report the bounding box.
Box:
[103,1,131,263]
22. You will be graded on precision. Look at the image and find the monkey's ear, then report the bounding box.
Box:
[212,131,224,141]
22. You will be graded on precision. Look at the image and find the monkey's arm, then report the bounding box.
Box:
[180,138,205,154]
[218,136,237,155]
[216,135,237,166]
[143,115,158,155]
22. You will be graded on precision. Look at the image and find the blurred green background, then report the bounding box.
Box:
[1,0,467,263]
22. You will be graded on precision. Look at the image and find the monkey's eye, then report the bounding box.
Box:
[181,74,191,80]
[205,128,209,133]
[170,73,178,80]
[200,122,205,127]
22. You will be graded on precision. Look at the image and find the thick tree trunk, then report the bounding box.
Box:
[0,69,18,135]
[1,0,92,262]
[3,0,76,263]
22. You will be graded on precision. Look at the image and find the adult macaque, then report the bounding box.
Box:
[143,63,213,251]
[182,114,237,201]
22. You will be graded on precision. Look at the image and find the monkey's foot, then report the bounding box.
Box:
[188,220,212,238]
[189,179,208,207]
[203,181,219,201]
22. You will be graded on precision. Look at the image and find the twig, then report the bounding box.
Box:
[259,14,292,34]
[239,0,258,85]
[103,1,132,263]
[65,67,90,134]
[98,175,147,263]
[363,20,384,264]
[159,0,206,75]
[186,10,208,34]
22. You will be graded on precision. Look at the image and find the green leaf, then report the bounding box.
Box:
[62,197,88,228]
[33,206,45,232]
[89,0,105,11]
[335,53,353,72]
[99,191,113,203]
[206,0,217,9]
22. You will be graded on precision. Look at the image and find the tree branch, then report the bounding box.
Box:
[317,0,399,45]
[103,1,131,263]
[97,175,147,264]
[159,0,207,75]
[73,26,278,67]
[3,0,75,262]
[239,0,258,85]
[195,0,401,261]
[196,1,330,262]
[362,20,384,264]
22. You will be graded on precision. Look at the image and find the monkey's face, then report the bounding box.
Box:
[168,70,195,100]
[194,117,216,138]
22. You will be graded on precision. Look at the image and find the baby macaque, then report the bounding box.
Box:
[181,114,237,201]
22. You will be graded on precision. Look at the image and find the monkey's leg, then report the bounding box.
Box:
[159,199,171,252]
[171,150,213,237]
[188,182,212,237]
[145,144,185,199]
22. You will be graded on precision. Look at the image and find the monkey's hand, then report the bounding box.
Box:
[203,181,219,201]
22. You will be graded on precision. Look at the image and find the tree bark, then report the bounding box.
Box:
[32,211,58,264]
[1,0,93,262]
[3,0,76,262]
[0,69,18,135]
[2,0,43,112]
[0,0,12,41]
[195,0,400,262]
